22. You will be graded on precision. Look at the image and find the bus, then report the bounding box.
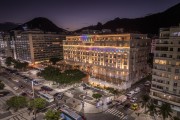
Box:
[60,108,83,120]
[38,92,54,102]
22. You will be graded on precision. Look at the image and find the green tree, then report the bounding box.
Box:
[39,67,86,84]
[45,109,60,120]
[29,98,47,119]
[159,103,172,120]
[6,96,27,111]
[5,57,14,66]
[0,81,5,90]
[173,116,180,120]
[141,94,150,112]
[13,61,28,70]
[49,57,60,65]
[92,93,102,100]
[145,102,158,120]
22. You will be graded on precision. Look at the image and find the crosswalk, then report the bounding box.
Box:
[104,108,127,120]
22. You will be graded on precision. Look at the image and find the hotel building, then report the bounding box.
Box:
[13,29,64,64]
[64,34,151,89]
[150,25,180,115]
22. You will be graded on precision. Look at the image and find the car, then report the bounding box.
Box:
[130,97,137,103]
[54,92,64,100]
[33,80,40,85]
[14,80,19,82]
[26,90,33,95]
[134,87,140,93]
[127,90,135,96]
[13,87,19,91]
[41,86,53,91]
[106,101,112,105]
[21,92,27,96]
[0,91,10,97]
[131,103,139,110]
[19,85,25,89]
[144,81,151,86]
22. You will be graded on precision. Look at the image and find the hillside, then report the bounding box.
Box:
[0,22,18,31]
[13,17,67,33]
[76,3,180,34]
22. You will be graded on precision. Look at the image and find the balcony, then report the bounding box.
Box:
[150,89,180,107]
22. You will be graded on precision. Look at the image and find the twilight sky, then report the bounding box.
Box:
[0,0,179,31]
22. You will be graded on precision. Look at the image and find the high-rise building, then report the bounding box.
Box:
[13,29,64,64]
[150,25,180,115]
[64,34,151,89]
[0,32,14,57]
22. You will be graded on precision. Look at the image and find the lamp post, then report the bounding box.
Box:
[32,81,34,98]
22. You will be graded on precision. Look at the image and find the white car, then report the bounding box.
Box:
[130,97,137,103]
[13,86,19,91]
[134,87,140,93]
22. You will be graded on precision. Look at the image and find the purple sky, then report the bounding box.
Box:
[0,0,179,30]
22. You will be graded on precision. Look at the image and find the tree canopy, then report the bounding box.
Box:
[159,103,172,120]
[5,57,14,66]
[29,98,47,119]
[92,93,102,100]
[6,96,27,111]
[38,66,86,84]
[29,98,47,110]
[5,57,29,70]
[49,57,61,65]
[45,109,61,120]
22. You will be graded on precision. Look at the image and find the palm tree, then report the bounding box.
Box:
[159,103,172,120]
[173,116,180,120]
[141,94,150,112]
[145,102,158,120]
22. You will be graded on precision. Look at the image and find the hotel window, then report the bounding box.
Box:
[169,48,173,51]
[176,62,180,66]
[174,83,177,87]
[174,76,179,80]
[178,48,180,52]
[173,89,177,93]
[175,69,179,73]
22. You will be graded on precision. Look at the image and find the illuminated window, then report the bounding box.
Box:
[174,76,179,80]
[176,62,180,66]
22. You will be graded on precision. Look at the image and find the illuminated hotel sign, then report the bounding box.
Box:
[80,35,97,43]
[65,46,129,53]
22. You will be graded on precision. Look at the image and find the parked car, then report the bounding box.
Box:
[41,86,53,91]
[0,91,10,97]
[13,86,19,91]
[33,80,41,86]
[26,90,33,95]
[130,97,137,103]
[21,92,27,96]
[57,93,64,100]
[19,85,25,89]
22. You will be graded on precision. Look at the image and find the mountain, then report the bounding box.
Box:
[13,17,67,33]
[0,22,19,31]
[76,3,180,34]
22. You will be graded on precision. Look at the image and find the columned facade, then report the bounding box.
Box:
[64,34,151,89]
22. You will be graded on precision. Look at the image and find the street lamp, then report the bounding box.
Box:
[32,81,35,98]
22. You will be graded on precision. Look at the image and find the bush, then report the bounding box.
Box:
[0,81,5,90]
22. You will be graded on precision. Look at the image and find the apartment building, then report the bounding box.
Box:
[0,32,14,57]
[13,29,64,64]
[64,34,151,89]
[150,25,180,115]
